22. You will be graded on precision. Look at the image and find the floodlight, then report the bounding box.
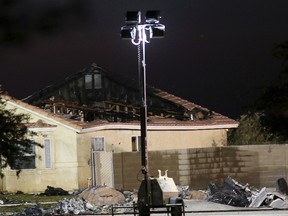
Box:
[145,10,161,24]
[125,11,141,25]
[151,25,165,38]
[120,26,133,39]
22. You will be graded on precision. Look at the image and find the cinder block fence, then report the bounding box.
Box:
[113,144,288,190]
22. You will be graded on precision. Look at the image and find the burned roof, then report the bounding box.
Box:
[23,63,238,128]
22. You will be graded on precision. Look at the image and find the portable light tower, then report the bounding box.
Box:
[121,10,165,215]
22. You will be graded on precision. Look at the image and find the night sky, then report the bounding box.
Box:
[1,0,288,119]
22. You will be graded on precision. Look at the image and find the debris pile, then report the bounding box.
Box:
[177,185,191,198]
[177,185,208,200]
[207,176,288,209]
[11,186,136,215]
[77,185,125,206]
[4,178,288,215]
[55,186,135,215]
[18,204,55,216]
[57,197,95,215]
[40,186,69,196]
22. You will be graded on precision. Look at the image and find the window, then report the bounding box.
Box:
[94,74,102,89]
[91,137,105,151]
[44,139,52,169]
[85,74,102,89]
[132,136,141,152]
[85,74,93,89]
[12,143,36,170]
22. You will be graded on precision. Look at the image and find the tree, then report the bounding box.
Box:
[228,112,278,145]
[0,94,41,177]
[228,40,288,145]
[252,40,288,142]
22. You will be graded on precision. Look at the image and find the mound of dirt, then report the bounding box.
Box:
[77,186,125,206]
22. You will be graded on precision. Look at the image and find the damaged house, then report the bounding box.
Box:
[0,63,238,193]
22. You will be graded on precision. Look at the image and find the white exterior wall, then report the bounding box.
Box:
[80,130,142,153]
[2,102,80,193]
[79,128,227,153]
[148,129,227,150]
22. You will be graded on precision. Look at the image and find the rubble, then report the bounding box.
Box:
[6,186,135,215]
[189,190,209,200]
[249,187,267,208]
[207,176,288,209]
[77,185,125,206]
[207,176,252,207]
[54,186,135,215]
[177,185,191,199]
[40,186,69,196]
[57,197,90,215]
[269,198,288,209]
[5,178,288,215]
[177,185,208,200]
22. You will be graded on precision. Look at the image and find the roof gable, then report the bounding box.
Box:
[22,63,237,128]
[1,94,82,132]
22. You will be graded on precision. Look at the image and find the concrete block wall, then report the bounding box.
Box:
[187,146,259,189]
[113,150,180,190]
[240,145,288,188]
[113,144,288,190]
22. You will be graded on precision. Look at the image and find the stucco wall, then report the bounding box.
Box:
[76,134,93,189]
[80,130,142,153]
[82,128,227,153]
[2,102,80,193]
[148,129,227,150]
[2,127,80,193]
[114,144,288,191]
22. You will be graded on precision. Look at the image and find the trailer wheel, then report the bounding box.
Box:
[138,200,150,216]
[170,197,183,216]
[171,205,182,216]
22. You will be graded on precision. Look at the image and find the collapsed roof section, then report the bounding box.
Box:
[23,63,237,127]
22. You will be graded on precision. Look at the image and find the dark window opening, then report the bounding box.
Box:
[85,74,102,90]
[11,144,36,170]
[132,136,141,152]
